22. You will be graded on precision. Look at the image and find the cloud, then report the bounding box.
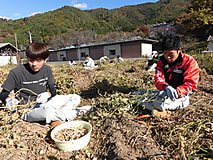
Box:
[71,0,88,9]
[74,3,88,9]
[0,16,10,20]
[29,12,43,17]
[13,13,21,17]
[71,0,78,5]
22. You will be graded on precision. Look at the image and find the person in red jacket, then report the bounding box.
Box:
[139,33,200,112]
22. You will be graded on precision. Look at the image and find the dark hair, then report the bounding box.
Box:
[26,42,49,60]
[162,33,181,51]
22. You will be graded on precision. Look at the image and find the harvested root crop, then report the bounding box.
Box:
[54,127,88,141]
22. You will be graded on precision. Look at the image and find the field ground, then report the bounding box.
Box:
[0,60,212,159]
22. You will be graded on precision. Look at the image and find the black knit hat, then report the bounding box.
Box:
[162,33,181,51]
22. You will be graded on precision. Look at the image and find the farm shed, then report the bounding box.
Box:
[207,35,213,51]
[201,35,213,56]
[49,38,158,62]
[0,43,18,65]
[0,43,18,56]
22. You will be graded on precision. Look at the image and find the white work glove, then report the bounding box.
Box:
[36,92,50,104]
[165,86,178,101]
[6,97,19,111]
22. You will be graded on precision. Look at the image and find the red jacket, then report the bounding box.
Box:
[154,52,200,97]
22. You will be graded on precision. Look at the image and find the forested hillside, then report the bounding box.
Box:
[0,0,191,49]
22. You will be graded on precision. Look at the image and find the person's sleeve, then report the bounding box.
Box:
[154,60,169,91]
[47,66,56,97]
[1,70,17,92]
[47,66,55,85]
[0,89,10,104]
[176,58,200,97]
[49,84,56,97]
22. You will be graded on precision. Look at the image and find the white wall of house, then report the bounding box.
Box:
[208,42,213,51]
[0,56,17,66]
[104,44,121,59]
[141,43,152,57]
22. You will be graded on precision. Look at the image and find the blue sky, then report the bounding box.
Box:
[0,0,159,20]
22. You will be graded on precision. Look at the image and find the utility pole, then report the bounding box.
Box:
[78,40,80,61]
[29,31,32,43]
[15,33,18,49]
[15,33,19,63]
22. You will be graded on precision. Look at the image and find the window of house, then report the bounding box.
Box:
[60,54,64,59]
[81,52,86,57]
[109,49,116,56]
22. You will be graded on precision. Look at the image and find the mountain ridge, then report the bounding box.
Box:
[0,0,191,48]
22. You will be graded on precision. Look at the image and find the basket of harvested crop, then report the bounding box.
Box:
[51,120,92,151]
